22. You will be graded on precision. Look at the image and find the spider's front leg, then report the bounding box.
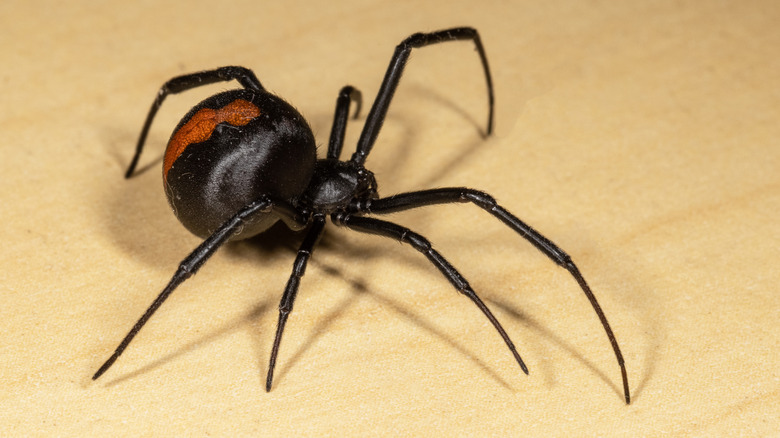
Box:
[354,188,631,404]
[332,212,529,375]
[327,86,362,160]
[351,27,493,166]
[265,214,326,391]
[92,196,275,380]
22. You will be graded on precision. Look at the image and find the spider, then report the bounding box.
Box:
[93,27,630,404]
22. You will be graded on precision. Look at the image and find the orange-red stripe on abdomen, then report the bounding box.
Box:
[164,99,261,177]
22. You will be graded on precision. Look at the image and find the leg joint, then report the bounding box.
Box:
[401,229,431,252]
[461,189,496,210]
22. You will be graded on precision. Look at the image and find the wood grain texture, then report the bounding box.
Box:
[1,0,778,435]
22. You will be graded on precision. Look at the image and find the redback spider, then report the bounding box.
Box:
[93,27,630,404]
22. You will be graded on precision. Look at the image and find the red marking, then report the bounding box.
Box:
[164,99,261,177]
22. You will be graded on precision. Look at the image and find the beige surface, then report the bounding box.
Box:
[2,1,779,436]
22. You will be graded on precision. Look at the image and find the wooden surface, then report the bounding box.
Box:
[2,1,778,435]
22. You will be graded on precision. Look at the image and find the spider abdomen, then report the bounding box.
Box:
[163,89,316,239]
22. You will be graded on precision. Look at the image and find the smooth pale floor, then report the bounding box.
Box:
[1,1,778,436]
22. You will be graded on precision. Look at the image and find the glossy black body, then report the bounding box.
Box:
[302,159,377,213]
[93,28,630,404]
[165,89,316,238]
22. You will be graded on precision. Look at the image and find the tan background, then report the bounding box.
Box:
[2,0,778,436]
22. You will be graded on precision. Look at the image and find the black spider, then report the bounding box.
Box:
[93,27,629,404]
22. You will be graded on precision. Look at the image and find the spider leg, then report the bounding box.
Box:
[327,86,362,160]
[126,66,265,178]
[93,197,277,381]
[350,27,493,166]
[331,212,529,375]
[354,188,630,404]
[265,214,326,391]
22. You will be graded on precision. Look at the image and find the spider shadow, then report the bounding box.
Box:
[486,297,625,400]
[95,226,514,391]
[90,222,302,387]
[100,300,273,387]
[99,125,197,265]
[595,247,663,403]
[365,84,494,193]
[271,253,516,391]
[412,85,494,189]
[224,225,506,388]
